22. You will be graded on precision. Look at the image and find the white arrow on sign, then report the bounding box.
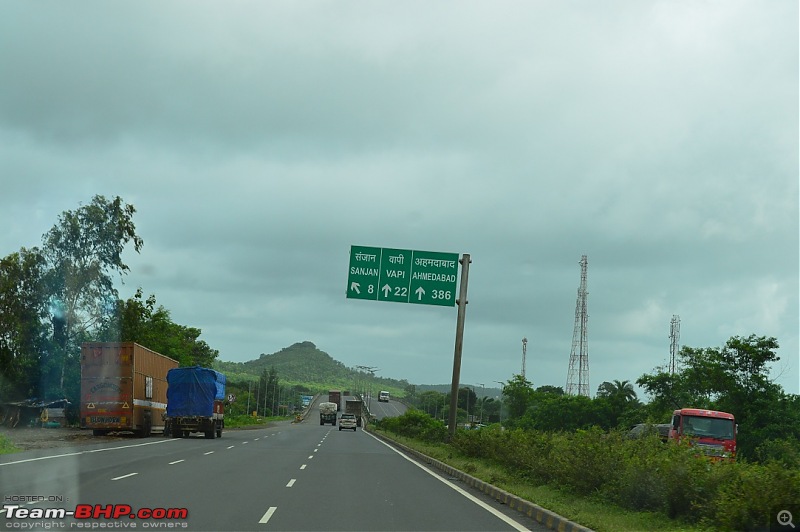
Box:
[415,286,425,300]
[381,284,392,297]
[350,282,361,294]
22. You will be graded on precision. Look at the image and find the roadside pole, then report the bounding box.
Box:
[447,254,471,439]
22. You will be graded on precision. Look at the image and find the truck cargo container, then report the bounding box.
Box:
[328,390,342,411]
[319,402,337,426]
[80,342,178,437]
[165,366,226,439]
[345,399,364,427]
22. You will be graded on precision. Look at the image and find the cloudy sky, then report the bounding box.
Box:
[2,2,797,397]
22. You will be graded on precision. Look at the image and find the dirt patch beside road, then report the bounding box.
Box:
[0,426,129,451]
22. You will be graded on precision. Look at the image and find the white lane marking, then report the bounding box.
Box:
[366,432,528,532]
[0,439,178,467]
[313,449,318,452]
[111,473,138,481]
[308,455,314,459]
[243,441,249,444]
[227,446,235,449]
[300,464,307,470]
[258,507,277,524]
[286,479,296,488]
[204,451,214,455]
[169,460,184,465]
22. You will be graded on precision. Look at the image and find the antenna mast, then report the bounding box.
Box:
[566,255,590,397]
[669,315,680,374]
[521,337,527,379]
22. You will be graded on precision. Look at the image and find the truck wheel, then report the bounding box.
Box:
[92,429,106,436]
[205,429,215,439]
[216,427,222,438]
[320,420,324,425]
[339,426,342,431]
[172,429,182,438]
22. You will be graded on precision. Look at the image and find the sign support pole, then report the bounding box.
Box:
[447,253,471,439]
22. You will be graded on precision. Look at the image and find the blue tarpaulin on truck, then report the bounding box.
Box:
[166,366,226,417]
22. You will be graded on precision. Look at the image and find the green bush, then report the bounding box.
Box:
[381,409,800,531]
[695,461,800,531]
[0,433,19,455]
[380,409,447,443]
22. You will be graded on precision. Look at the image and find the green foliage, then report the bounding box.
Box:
[98,288,218,367]
[0,433,20,455]
[41,195,143,394]
[0,196,224,408]
[411,419,800,530]
[377,409,448,443]
[695,461,800,531]
[638,334,798,460]
[502,374,534,421]
[0,248,49,399]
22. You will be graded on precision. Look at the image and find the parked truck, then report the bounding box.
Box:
[80,342,178,437]
[165,366,226,439]
[319,402,337,426]
[345,399,364,427]
[328,390,342,411]
[669,408,737,461]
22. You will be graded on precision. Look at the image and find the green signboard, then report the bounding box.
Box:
[346,245,459,307]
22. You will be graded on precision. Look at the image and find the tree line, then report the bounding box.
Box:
[0,195,219,407]
[402,334,799,462]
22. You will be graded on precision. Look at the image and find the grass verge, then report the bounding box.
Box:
[0,433,20,455]
[371,428,708,532]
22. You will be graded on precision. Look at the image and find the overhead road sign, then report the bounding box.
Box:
[346,245,458,307]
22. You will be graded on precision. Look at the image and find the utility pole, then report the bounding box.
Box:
[494,380,505,423]
[448,254,471,439]
[477,383,484,422]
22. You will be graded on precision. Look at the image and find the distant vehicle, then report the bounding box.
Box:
[628,423,671,441]
[328,390,342,411]
[378,391,390,403]
[345,399,364,426]
[319,402,337,426]
[338,413,357,431]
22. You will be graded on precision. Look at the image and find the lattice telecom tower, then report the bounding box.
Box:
[521,337,528,379]
[669,315,681,374]
[566,255,590,397]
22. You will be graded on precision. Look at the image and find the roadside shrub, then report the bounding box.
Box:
[0,433,19,454]
[754,438,800,469]
[381,415,800,530]
[608,434,671,511]
[380,409,447,443]
[547,427,626,495]
[695,461,800,531]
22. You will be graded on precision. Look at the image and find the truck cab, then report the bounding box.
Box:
[669,408,736,461]
[378,391,390,403]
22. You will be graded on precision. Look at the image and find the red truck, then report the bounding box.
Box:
[328,390,342,411]
[669,408,737,461]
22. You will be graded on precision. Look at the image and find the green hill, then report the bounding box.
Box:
[213,341,410,396]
